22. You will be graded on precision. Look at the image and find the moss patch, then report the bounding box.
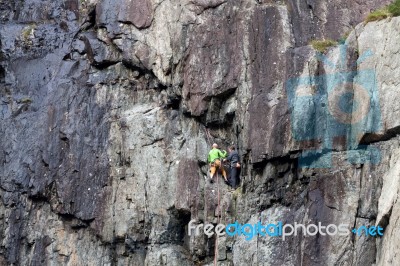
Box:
[232,186,243,200]
[310,39,338,53]
[388,0,400,16]
[21,24,36,44]
[365,0,400,23]
[366,8,391,22]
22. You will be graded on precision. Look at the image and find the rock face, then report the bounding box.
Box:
[1,0,400,265]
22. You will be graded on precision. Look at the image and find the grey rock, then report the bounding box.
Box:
[1,0,400,265]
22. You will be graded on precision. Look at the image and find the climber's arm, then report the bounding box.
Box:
[219,149,227,159]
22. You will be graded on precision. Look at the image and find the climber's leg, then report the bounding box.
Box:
[230,167,238,188]
[209,163,216,182]
[214,159,228,182]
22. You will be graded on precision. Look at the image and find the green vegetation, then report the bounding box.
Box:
[388,0,400,16]
[310,30,353,52]
[310,39,338,53]
[21,24,36,43]
[310,0,400,52]
[365,0,400,23]
[20,97,32,104]
[232,186,243,200]
[366,8,392,22]
[338,30,351,44]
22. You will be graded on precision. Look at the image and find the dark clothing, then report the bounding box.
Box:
[229,167,240,189]
[226,151,239,168]
[226,150,240,188]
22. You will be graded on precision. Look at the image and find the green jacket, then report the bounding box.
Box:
[208,148,227,163]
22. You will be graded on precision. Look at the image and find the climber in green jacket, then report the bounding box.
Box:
[207,143,228,183]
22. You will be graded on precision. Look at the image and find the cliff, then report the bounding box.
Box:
[1,0,400,265]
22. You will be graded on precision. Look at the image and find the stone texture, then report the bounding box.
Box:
[1,0,400,265]
[376,147,400,265]
[286,0,393,46]
[96,0,154,29]
[356,18,400,141]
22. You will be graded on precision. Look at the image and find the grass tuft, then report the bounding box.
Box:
[310,39,338,53]
[365,0,400,23]
[365,8,391,22]
[388,0,400,16]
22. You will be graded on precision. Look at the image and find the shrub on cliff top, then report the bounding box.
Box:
[366,8,391,22]
[365,0,400,22]
[388,0,400,16]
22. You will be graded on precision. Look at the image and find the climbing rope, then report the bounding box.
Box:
[214,170,220,266]
[203,126,222,266]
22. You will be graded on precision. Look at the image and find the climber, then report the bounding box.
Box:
[224,145,241,189]
[207,143,228,183]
